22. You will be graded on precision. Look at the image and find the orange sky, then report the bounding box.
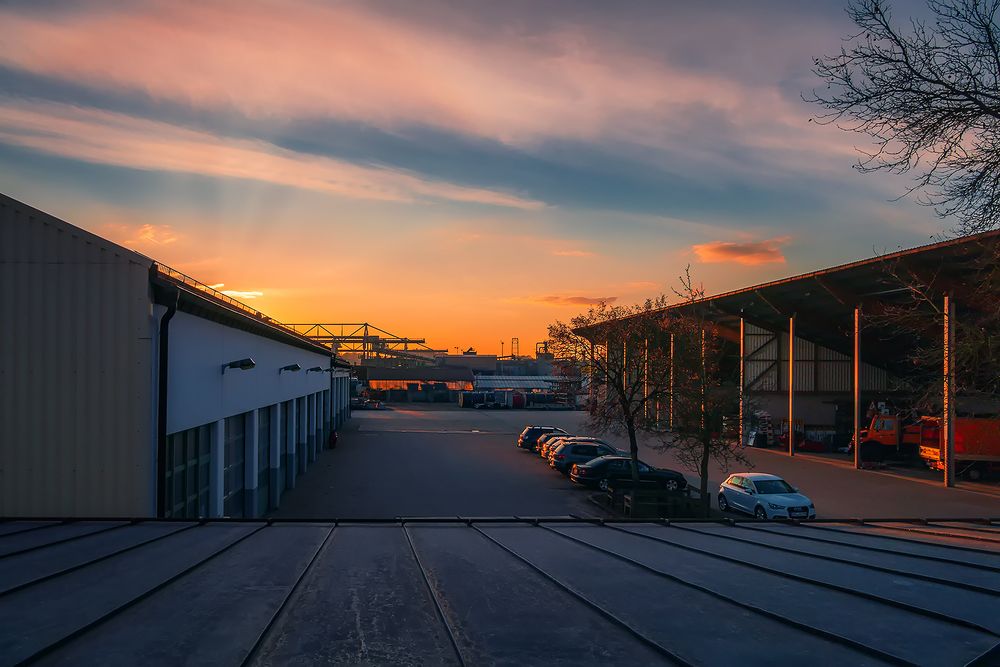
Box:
[0,1,943,354]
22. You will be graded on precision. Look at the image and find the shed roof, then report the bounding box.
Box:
[579,230,1000,375]
[474,375,575,390]
[0,518,997,664]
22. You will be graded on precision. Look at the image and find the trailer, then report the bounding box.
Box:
[860,414,1000,480]
[916,416,1000,481]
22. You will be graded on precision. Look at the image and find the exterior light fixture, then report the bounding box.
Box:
[222,358,256,374]
[279,363,302,374]
[306,366,324,373]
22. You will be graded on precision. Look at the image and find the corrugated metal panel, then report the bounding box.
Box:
[0,195,154,517]
[745,360,779,391]
[861,363,889,392]
[743,324,891,394]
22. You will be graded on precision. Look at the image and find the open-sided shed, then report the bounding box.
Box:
[577,231,1000,487]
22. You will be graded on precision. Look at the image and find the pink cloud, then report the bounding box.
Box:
[0,101,542,209]
[530,295,618,306]
[99,222,179,248]
[692,237,790,266]
[0,1,813,151]
[551,249,595,257]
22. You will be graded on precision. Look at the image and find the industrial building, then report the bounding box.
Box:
[0,194,351,518]
[579,231,1000,487]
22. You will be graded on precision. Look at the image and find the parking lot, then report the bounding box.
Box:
[273,405,1000,519]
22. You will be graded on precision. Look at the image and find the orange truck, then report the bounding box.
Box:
[860,414,1000,480]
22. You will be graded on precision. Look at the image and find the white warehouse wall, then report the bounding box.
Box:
[166,311,332,434]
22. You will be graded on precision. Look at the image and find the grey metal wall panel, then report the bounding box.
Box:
[744,324,891,394]
[0,195,154,517]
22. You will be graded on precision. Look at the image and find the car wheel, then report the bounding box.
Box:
[754,506,767,520]
[718,494,729,512]
[663,479,679,492]
[598,478,609,492]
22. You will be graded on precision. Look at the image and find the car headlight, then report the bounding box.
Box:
[767,503,786,510]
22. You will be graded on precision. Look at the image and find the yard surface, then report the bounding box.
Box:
[272,405,1000,519]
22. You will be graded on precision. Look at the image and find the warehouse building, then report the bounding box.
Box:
[579,230,1000,486]
[0,194,351,518]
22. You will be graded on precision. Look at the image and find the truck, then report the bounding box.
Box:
[860,413,1000,480]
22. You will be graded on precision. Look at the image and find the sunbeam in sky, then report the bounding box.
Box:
[0,0,938,352]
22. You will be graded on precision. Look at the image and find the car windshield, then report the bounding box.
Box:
[754,479,795,495]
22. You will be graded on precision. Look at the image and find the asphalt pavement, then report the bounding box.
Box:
[270,406,601,518]
[272,405,1000,519]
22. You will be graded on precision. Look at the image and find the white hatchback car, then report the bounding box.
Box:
[718,473,815,520]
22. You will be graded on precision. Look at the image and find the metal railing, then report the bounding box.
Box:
[154,263,330,351]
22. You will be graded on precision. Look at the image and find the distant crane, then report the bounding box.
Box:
[283,322,446,364]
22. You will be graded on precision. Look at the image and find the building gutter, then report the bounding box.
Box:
[152,266,180,517]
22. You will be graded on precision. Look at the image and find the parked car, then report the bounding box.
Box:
[546,436,620,461]
[718,473,815,520]
[538,434,575,459]
[549,440,620,473]
[516,426,567,450]
[570,455,687,492]
[540,435,606,460]
[534,431,568,455]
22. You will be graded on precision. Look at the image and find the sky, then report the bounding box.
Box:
[0,0,943,354]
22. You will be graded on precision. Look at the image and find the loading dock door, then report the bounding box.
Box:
[223,413,246,518]
[257,407,271,516]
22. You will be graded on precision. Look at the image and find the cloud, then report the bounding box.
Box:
[220,289,264,300]
[551,249,595,257]
[98,222,179,249]
[530,295,618,306]
[692,237,790,265]
[0,1,839,155]
[191,281,264,300]
[0,101,543,209]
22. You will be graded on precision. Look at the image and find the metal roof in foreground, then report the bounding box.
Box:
[1,518,998,665]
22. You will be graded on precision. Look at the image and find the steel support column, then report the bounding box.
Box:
[739,317,745,448]
[669,334,675,430]
[853,306,862,470]
[943,293,956,487]
[589,341,596,405]
[788,315,795,457]
[700,329,707,432]
[643,338,649,421]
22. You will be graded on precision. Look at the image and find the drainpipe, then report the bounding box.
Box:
[155,277,179,517]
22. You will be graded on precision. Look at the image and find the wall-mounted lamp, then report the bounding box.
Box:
[306,366,324,373]
[222,357,256,374]
[279,363,302,374]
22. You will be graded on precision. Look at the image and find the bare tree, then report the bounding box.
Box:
[808,0,1000,233]
[654,270,748,515]
[870,238,1000,411]
[548,271,748,515]
[548,297,672,487]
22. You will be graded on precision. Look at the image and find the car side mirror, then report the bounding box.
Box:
[746,488,754,495]
[793,487,799,493]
